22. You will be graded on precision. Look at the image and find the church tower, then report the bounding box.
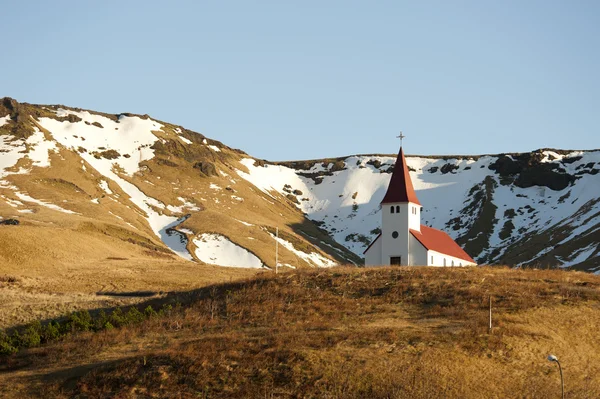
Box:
[363,141,477,267]
[377,145,421,265]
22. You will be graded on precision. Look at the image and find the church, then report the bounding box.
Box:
[364,144,476,267]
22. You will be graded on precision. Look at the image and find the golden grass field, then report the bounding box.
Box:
[1,266,599,398]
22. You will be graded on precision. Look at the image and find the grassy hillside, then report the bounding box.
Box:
[1,266,599,398]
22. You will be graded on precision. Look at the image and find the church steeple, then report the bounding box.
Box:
[381,146,421,206]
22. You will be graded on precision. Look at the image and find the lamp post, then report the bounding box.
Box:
[547,355,564,399]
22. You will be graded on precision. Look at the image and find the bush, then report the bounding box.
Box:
[0,305,161,357]
[144,306,158,318]
[41,322,61,343]
[0,331,17,355]
[18,323,42,348]
[65,310,93,332]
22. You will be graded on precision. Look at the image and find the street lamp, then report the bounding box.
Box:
[547,355,564,399]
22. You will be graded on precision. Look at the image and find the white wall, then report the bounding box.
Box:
[381,203,409,265]
[364,236,382,266]
[380,202,421,266]
[427,250,476,267]
[409,234,427,265]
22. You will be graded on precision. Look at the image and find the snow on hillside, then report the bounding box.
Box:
[193,233,264,268]
[0,135,25,179]
[35,110,197,260]
[0,115,11,127]
[268,231,336,268]
[237,150,600,268]
[3,101,599,270]
[237,155,494,254]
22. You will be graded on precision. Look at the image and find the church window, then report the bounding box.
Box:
[392,231,399,239]
[396,205,400,213]
[459,262,462,267]
[390,256,401,265]
[451,260,455,266]
[431,256,433,264]
[443,258,447,267]
[391,206,394,214]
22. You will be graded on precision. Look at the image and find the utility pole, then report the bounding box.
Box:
[489,295,493,332]
[275,227,279,274]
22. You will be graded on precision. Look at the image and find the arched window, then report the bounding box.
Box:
[390,206,394,214]
[431,256,433,264]
[451,260,455,266]
[396,205,400,213]
[459,262,462,267]
[443,258,446,267]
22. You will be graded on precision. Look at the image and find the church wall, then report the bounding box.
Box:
[364,236,382,266]
[409,235,427,265]
[427,250,477,267]
[381,202,409,265]
[407,203,421,232]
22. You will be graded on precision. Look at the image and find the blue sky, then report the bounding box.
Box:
[2,1,598,160]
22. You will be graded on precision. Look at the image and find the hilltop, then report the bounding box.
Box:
[1,266,599,398]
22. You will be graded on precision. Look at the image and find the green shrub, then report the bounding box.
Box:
[0,304,162,356]
[0,331,17,355]
[94,310,110,331]
[0,340,17,355]
[144,305,157,318]
[126,307,145,324]
[41,322,61,342]
[109,308,126,327]
[19,322,42,348]
[65,310,93,332]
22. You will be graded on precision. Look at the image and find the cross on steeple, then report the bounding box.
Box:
[397,132,406,147]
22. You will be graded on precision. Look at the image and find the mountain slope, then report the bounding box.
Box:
[240,151,600,272]
[1,96,599,280]
[0,98,359,327]
[0,98,355,271]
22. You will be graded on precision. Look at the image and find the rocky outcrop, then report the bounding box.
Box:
[489,151,576,191]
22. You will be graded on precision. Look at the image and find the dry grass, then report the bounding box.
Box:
[1,266,599,398]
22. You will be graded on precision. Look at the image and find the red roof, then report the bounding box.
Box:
[362,233,381,255]
[381,147,421,205]
[410,225,476,263]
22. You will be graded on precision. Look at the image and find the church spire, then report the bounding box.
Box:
[380,145,421,206]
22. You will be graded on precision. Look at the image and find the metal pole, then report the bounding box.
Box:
[275,227,279,274]
[489,296,492,332]
[557,360,564,399]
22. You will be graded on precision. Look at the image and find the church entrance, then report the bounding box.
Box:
[390,256,402,265]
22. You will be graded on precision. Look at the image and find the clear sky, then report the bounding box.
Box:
[2,1,599,160]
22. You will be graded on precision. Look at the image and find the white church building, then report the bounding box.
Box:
[364,145,476,267]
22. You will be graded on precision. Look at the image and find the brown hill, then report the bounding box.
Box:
[1,266,599,398]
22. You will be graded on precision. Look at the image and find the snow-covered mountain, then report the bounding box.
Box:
[1,97,598,273]
[243,151,600,272]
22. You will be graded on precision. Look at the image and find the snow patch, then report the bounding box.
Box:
[269,233,336,268]
[559,243,597,268]
[99,180,113,195]
[193,233,263,268]
[235,219,254,226]
[15,192,78,214]
[0,115,10,127]
[38,110,163,176]
[25,128,57,168]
